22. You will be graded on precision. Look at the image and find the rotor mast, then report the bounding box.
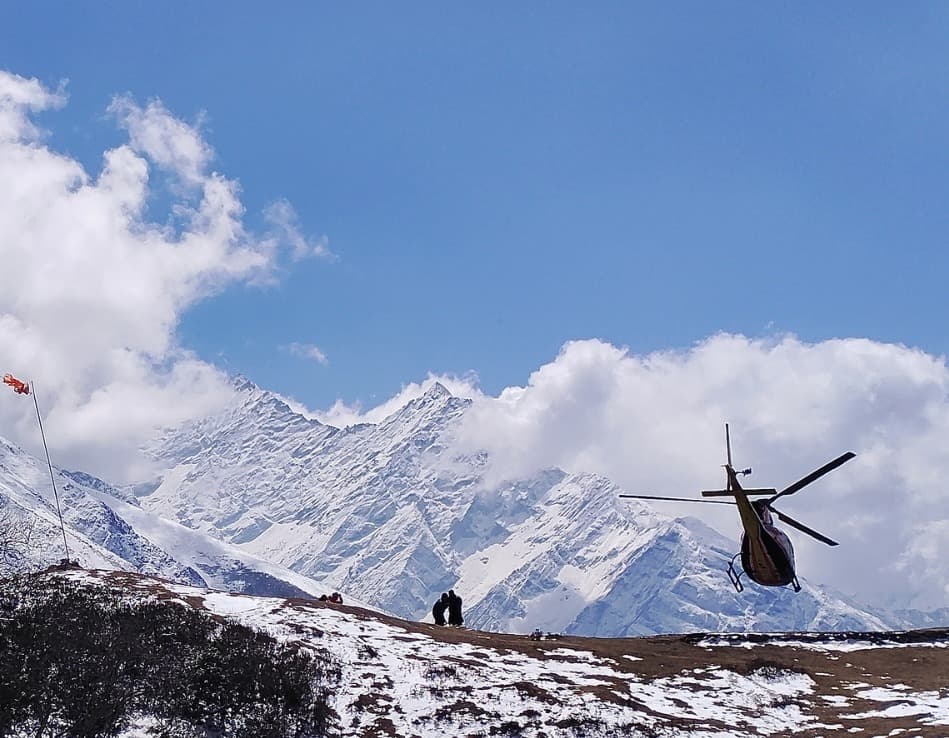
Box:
[725,423,733,491]
[725,422,733,467]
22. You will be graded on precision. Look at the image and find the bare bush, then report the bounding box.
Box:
[0,498,34,576]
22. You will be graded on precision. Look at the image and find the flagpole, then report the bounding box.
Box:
[29,382,70,562]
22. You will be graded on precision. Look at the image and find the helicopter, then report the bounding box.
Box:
[619,424,855,593]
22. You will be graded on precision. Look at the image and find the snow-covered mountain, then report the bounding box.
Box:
[0,435,340,600]
[124,377,895,635]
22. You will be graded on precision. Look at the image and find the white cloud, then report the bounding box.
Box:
[264,200,333,262]
[445,335,949,611]
[109,96,212,186]
[0,71,65,141]
[0,71,325,482]
[895,519,949,607]
[316,373,481,428]
[284,342,329,366]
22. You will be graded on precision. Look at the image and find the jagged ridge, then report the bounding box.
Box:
[132,379,897,635]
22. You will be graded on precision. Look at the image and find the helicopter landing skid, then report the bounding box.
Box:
[726,554,802,593]
[726,553,744,593]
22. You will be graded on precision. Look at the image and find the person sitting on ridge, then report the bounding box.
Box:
[432,592,449,625]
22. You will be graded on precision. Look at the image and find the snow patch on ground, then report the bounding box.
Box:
[843,686,949,725]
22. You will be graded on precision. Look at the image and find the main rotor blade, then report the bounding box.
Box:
[769,452,856,503]
[619,494,735,506]
[770,507,839,546]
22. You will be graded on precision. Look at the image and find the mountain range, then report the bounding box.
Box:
[0,377,929,635]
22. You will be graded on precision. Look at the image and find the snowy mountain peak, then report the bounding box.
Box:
[424,380,451,398]
[228,373,259,393]
[406,380,461,412]
[375,380,470,434]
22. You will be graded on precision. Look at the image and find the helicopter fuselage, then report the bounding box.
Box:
[729,467,796,587]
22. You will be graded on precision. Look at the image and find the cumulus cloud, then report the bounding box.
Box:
[109,96,212,186]
[0,72,65,140]
[0,71,327,481]
[284,342,329,366]
[445,335,949,610]
[316,373,481,428]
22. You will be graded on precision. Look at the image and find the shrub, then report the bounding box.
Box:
[0,576,339,737]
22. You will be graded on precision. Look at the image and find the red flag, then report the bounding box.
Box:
[2,374,30,395]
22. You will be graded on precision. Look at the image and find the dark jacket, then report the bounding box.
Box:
[432,594,449,625]
[447,590,463,626]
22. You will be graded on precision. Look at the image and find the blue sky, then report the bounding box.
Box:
[3,3,949,410]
